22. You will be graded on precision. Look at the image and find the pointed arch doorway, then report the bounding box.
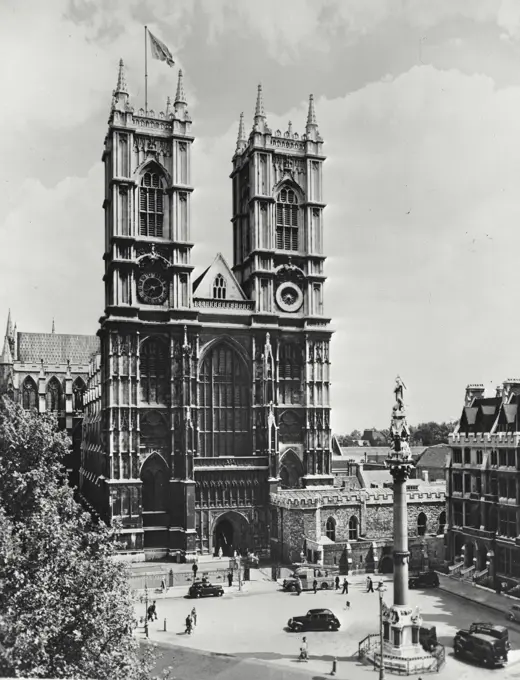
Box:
[212,511,251,557]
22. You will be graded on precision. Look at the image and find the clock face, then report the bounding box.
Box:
[276,282,303,312]
[137,272,168,305]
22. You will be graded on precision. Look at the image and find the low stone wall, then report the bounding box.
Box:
[128,566,245,592]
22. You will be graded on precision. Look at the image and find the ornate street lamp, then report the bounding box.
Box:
[377,579,387,680]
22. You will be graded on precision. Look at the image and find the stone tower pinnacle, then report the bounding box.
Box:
[306,94,317,128]
[174,69,187,113]
[5,309,13,340]
[112,59,129,112]
[254,83,266,122]
[236,112,247,153]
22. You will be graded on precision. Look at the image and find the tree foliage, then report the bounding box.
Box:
[409,421,455,446]
[0,398,154,679]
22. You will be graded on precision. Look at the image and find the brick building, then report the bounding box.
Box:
[447,381,520,593]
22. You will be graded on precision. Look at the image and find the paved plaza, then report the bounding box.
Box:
[136,573,520,679]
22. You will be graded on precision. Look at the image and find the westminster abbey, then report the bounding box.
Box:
[0,61,333,561]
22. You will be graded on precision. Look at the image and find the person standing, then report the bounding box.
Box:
[300,636,308,661]
[367,577,374,593]
[341,578,349,594]
[185,614,192,635]
[191,607,197,626]
[227,571,233,587]
[335,575,340,591]
[192,562,198,580]
[313,579,318,595]
[218,546,223,559]
[296,578,302,596]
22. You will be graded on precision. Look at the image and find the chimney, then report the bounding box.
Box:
[502,379,520,403]
[423,470,429,483]
[465,384,485,407]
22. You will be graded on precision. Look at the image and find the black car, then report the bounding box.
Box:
[188,581,224,598]
[408,571,439,589]
[469,623,510,650]
[454,630,508,667]
[287,608,340,632]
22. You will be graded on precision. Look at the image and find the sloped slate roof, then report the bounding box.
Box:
[17,333,99,364]
[416,444,451,469]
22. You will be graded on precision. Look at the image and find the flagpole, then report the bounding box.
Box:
[144,25,148,115]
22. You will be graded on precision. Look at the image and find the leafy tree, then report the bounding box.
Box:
[0,397,154,679]
[409,421,455,446]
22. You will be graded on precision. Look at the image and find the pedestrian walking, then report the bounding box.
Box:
[367,577,374,593]
[152,601,158,620]
[299,636,308,662]
[218,546,223,559]
[191,607,197,626]
[345,600,351,610]
[341,578,349,594]
[335,575,340,591]
[228,571,233,587]
[160,579,165,592]
[313,579,318,594]
[185,614,192,635]
[192,562,198,579]
[296,578,302,596]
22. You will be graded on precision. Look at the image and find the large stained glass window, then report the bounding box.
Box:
[199,344,250,457]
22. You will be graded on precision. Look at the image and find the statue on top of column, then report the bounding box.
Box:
[388,376,413,464]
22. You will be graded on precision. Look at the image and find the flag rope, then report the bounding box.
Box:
[144,25,148,115]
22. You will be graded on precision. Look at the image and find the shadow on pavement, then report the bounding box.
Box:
[233,650,360,664]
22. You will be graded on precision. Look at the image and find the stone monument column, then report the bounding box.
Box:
[390,462,411,607]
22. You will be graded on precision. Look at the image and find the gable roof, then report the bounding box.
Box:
[193,253,246,300]
[416,444,451,469]
[17,333,99,365]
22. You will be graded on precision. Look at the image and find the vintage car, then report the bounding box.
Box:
[508,604,520,623]
[408,571,439,589]
[283,567,336,592]
[469,623,510,650]
[287,608,341,632]
[188,580,224,598]
[454,629,508,667]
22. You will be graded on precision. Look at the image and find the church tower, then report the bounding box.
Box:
[82,60,198,558]
[231,88,333,489]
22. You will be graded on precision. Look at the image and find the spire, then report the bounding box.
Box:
[306,94,317,128]
[236,112,247,152]
[0,336,13,365]
[166,95,172,116]
[5,309,13,339]
[175,69,187,106]
[52,318,55,334]
[254,84,266,121]
[288,120,293,138]
[115,59,128,95]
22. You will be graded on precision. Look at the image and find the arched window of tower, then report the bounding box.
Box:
[279,342,303,404]
[139,171,165,238]
[139,338,169,404]
[276,187,299,251]
[278,410,302,444]
[348,515,359,541]
[417,512,427,536]
[198,343,250,457]
[326,516,336,542]
[22,377,38,410]
[212,274,227,300]
[72,377,86,412]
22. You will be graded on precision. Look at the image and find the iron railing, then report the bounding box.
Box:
[358,634,445,675]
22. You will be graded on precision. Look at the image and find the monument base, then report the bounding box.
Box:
[359,605,444,675]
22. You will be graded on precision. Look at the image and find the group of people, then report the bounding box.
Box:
[185,607,197,635]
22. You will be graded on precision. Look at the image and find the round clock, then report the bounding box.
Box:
[137,272,168,305]
[275,282,303,312]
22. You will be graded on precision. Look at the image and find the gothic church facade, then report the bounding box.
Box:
[1,62,334,561]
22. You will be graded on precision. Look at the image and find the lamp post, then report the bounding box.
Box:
[144,582,149,638]
[377,579,387,680]
[238,555,242,592]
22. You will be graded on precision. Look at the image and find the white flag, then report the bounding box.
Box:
[148,30,175,67]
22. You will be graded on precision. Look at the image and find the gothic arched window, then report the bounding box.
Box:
[213,274,227,300]
[139,170,164,238]
[22,377,37,410]
[141,455,168,513]
[140,338,168,404]
[438,511,446,535]
[46,377,62,412]
[417,512,427,536]
[326,517,336,542]
[140,411,169,454]
[72,377,86,412]
[198,344,250,457]
[349,515,358,541]
[279,342,302,404]
[276,187,299,251]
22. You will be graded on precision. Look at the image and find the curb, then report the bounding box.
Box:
[437,583,506,616]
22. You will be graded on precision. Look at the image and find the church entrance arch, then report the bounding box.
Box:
[212,511,251,557]
[379,555,394,574]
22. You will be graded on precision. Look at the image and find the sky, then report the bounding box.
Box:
[2,0,520,432]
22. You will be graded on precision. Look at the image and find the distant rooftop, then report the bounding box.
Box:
[17,332,99,365]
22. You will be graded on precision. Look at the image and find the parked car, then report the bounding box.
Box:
[287,608,340,632]
[188,581,224,598]
[408,571,439,589]
[453,630,508,667]
[469,623,510,650]
[508,604,520,623]
[283,567,336,592]
[419,625,438,652]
